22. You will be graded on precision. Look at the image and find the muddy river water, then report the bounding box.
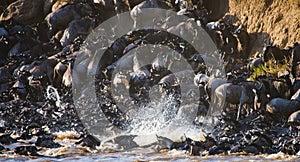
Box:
[1,148,298,161]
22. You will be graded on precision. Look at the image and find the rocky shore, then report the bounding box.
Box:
[0,0,299,158]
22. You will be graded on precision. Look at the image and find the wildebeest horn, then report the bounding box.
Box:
[256,82,263,90]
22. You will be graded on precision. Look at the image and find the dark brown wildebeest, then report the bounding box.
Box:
[233,25,250,59]
[247,57,264,71]
[60,16,95,47]
[262,44,291,63]
[28,55,59,86]
[258,75,292,99]
[292,78,300,96]
[53,61,68,88]
[45,3,93,37]
[267,89,300,119]
[130,0,173,28]
[291,42,300,78]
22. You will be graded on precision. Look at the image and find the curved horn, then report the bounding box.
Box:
[256,81,263,90]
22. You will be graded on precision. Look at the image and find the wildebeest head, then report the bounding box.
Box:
[76,3,93,17]
[252,81,269,108]
[263,44,284,63]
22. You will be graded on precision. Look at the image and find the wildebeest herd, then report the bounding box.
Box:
[0,0,300,157]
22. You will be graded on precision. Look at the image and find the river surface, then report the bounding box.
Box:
[1,149,299,161]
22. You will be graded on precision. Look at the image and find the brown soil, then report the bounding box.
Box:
[224,0,300,55]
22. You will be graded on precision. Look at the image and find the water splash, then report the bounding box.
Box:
[111,94,215,146]
[129,94,179,135]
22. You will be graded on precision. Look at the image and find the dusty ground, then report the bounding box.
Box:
[224,0,299,55]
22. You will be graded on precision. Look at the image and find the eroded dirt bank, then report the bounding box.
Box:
[225,0,299,55]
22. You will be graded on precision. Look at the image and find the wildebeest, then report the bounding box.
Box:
[288,110,300,124]
[11,70,30,100]
[188,54,206,74]
[247,57,264,71]
[214,81,265,120]
[203,77,227,116]
[292,42,300,78]
[266,98,300,118]
[233,25,250,59]
[28,55,59,85]
[45,3,93,37]
[53,61,68,88]
[204,77,227,99]
[128,55,152,103]
[130,0,172,28]
[62,62,73,88]
[263,44,291,63]
[0,60,19,93]
[194,73,209,87]
[157,72,179,99]
[292,78,300,96]
[258,75,292,99]
[60,16,95,47]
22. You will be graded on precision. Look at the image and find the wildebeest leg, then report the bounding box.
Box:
[214,86,226,115]
[246,104,251,116]
[236,103,243,121]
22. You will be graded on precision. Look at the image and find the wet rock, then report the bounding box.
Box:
[0,28,8,37]
[14,146,39,156]
[230,145,242,153]
[0,0,45,25]
[17,131,33,140]
[35,135,61,148]
[252,133,272,150]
